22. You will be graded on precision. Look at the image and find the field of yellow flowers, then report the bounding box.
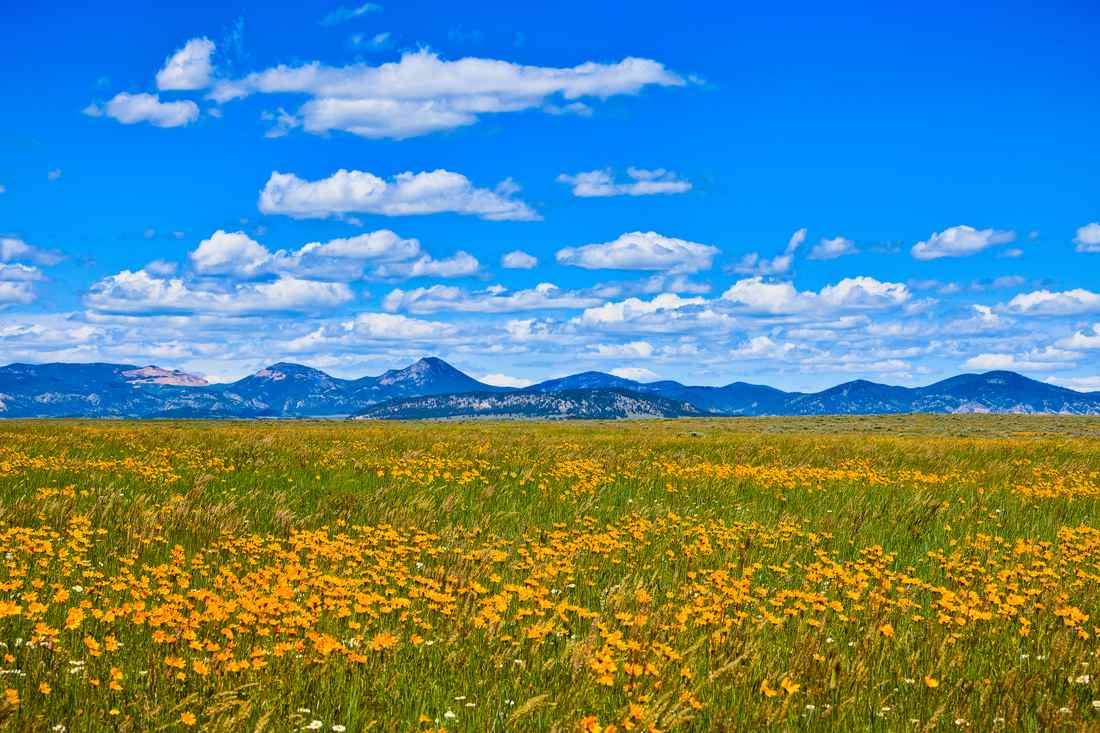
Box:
[1,415,1099,731]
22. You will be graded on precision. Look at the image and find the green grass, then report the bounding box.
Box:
[0,416,1099,731]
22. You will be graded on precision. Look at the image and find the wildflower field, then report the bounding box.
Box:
[1,416,1100,732]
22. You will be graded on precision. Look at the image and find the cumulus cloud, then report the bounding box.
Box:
[86,92,199,128]
[156,38,216,90]
[190,230,271,276]
[383,282,602,314]
[0,237,64,266]
[557,167,691,197]
[720,276,910,315]
[258,168,539,221]
[188,228,426,280]
[208,50,685,139]
[501,250,538,269]
[85,270,353,315]
[1074,222,1100,253]
[733,228,805,276]
[1045,376,1100,392]
[963,346,1077,372]
[479,373,532,388]
[809,236,858,260]
[573,293,732,334]
[556,231,718,274]
[286,312,454,352]
[590,340,654,358]
[371,251,480,279]
[1057,324,1100,350]
[610,367,657,381]
[0,263,44,282]
[0,281,36,305]
[911,225,1015,260]
[729,335,796,359]
[1004,288,1100,316]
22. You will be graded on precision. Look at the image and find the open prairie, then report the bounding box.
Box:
[2,416,1100,731]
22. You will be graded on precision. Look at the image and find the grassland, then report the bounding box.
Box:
[1,415,1099,731]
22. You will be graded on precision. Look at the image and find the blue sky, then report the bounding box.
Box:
[2,0,1099,389]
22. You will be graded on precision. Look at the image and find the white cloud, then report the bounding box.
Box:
[556,231,718,273]
[818,277,910,309]
[591,341,654,358]
[208,50,685,139]
[89,92,200,128]
[720,278,807,314]
[287,312,454,352]
[504,318,557,342]
[1057,325,1100,350]
[86,270,353,315]
[729,335,795,359]
[258,168,539,221]
[47,169,63,181]
[0,237,64,266]
[189,228,425,280]
[809,236,858,260]
[383,282,602,314]
[0,263,44,282]
[911,225,1015,260]
[479,373,532,388]
[733,228,805,275]
[1074,222,1100,253]
[371,251,480,279]
[145,259,178,276]
[156,38,216,91]
[963,346,1077,372]
[609,367,657,381]
[637,274,711,294]
[1004,288,1100,316]
[575,293,718,330]
[722,276,910,315]
[296,230,420,262]
[557,167,691,197]
[319,2,382,26]
[190,230,271,276]
[1045,376,1100,392]
[501,250,538,269]
[0,281,36,305]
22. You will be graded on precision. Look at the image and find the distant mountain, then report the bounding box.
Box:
[911,371,1100,414]
[1,358,1098,419]
[353,388,701,420]
[216,363,353,417]
[526,371,641,392]
[0,363,204,418]
[349,356,509,404]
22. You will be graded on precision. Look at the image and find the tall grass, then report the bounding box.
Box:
[0,416,1098,731]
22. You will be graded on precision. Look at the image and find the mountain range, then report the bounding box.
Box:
[0,357,1098,419]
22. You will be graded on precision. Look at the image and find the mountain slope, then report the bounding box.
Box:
[912,371,1100,414]
[216,363,354,417]
[353,389,701,420]
[349,357,507,404]
[0,363,197,418]
[2,359,1099,418]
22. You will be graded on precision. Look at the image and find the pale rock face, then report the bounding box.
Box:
[123,366,209,387]
[253,369,287,381]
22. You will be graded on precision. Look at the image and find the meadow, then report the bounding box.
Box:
[1,415,1099,731]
